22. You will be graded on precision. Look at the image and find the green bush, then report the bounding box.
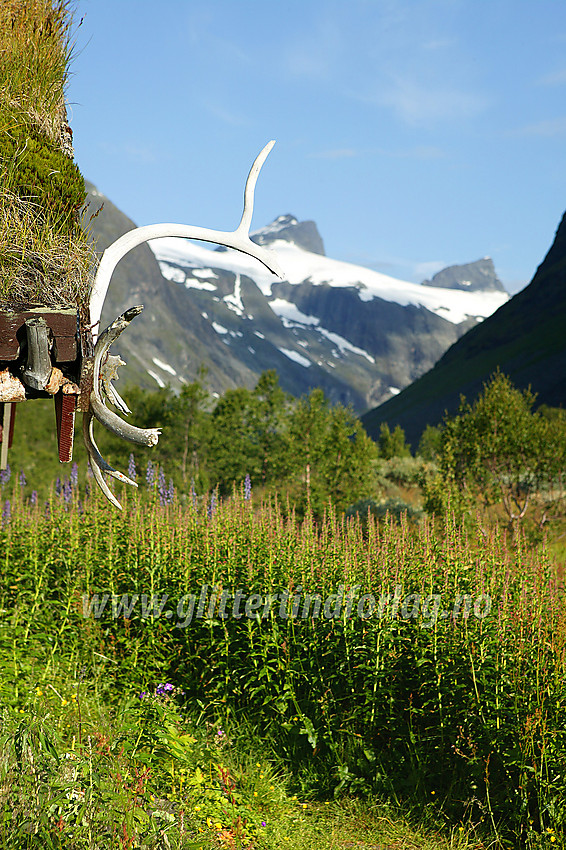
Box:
[0,124,86,229]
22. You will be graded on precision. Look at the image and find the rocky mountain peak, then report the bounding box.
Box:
[251,214,326,255]
[421,257,507,293]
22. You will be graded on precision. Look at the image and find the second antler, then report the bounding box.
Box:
[84,142,283,508]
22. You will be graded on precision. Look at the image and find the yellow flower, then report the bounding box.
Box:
[253,792,258,797]
[194,806,201,812]
[207,817,212,828]
[35,688,43,696]
[430,790,435,795]
[61,699,68,707]
[270,786,275,791]
[215,823,222,830]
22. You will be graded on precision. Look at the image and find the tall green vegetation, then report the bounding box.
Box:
[0,0,90,308]
[422,371,566,536]
[8,370,378,515]
[0,482,565,846]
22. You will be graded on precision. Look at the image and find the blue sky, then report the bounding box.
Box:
[68,0,566,294]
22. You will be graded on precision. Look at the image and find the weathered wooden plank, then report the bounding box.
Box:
[55,391,77,462]
[0,308,78,362]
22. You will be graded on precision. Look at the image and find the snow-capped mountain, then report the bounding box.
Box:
[149,214,508,408]
[85,185,508,412]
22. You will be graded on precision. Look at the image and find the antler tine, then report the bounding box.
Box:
[91,307,161,447]
[236,140,276,236]
[105,379,131,415]
[101,353,132,415]
[89,142,284,341]
[82,411,137,511]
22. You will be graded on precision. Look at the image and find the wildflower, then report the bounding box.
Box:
[244,472,251,501]
[63,478,73,504]
[61,699,68,707]
[55,477,62,495]
[0,463,11,485]
[146,460,155,486]
[2,500,11,525]
[207,491,217,519]
[128,453,137,482]
[261,821,266,827]
[70,462,79,488]
[19,469,26,488]
[166,477,175,503]
[30,490,38,506]
[158,468,167,503]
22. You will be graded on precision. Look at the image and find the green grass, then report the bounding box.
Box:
[0,477,565,847]
[0,1,91,307]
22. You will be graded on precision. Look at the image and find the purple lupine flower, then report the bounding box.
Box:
[19,470,26,488]
[244,473,251,501]
[2,500,10,525]
[158,468,167,503]
[155,682,175,696]
[55,477,62,495]
[166,477,175,504]
[30,490,38,506]
[146,460,155,486]
[63,478,73,504]
[207,491,217,519]
[70,462,79,488]
[0,464,11,485]
[128,453,137,482]
[86,462,94,479]
[84,482,90,498]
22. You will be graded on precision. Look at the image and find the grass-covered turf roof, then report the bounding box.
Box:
[0,0,92,310]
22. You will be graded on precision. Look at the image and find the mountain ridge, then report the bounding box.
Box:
[83,184,509,412]
[361,209,566,446]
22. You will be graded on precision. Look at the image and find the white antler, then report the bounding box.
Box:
[85,141,283,508]
[89,140,282,340]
